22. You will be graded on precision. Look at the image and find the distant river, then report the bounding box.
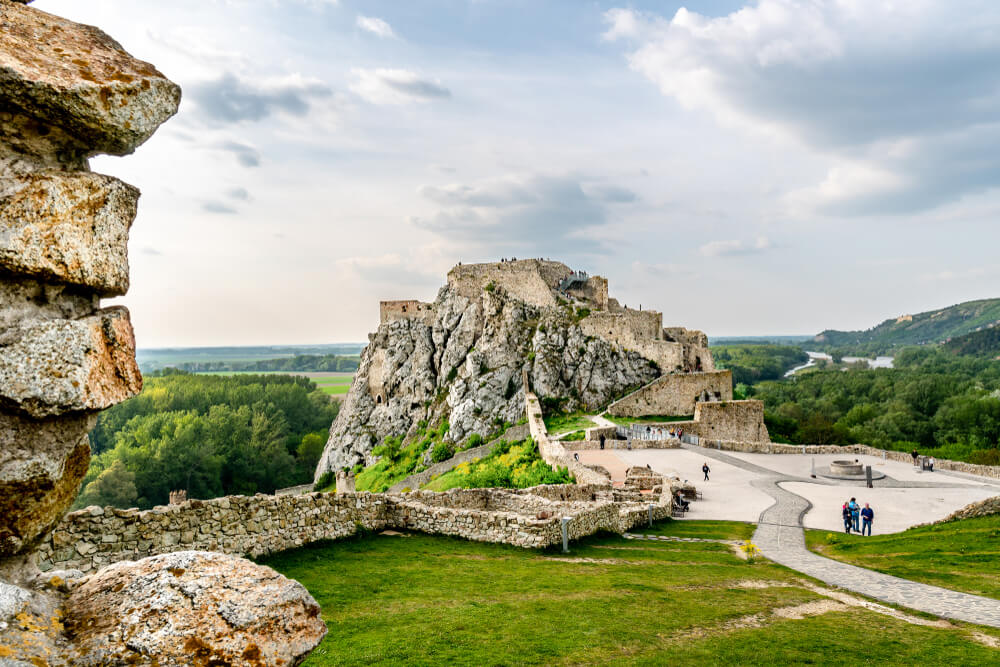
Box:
[784,351,894,377]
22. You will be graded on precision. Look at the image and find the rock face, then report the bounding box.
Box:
[316,262,673,476]
[0,1,325,664]
[0,0,182,157]
[65,551,327,667]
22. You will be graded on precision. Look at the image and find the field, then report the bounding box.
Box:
[805,515,1000,600]
[263,520,1000,665]
[193,371,354,395]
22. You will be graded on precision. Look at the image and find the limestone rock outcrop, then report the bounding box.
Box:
[0,0,182,157]
[0,1,325,664]
[316,262,674,476]
[65,551,327,667]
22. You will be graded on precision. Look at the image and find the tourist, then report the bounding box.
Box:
[573,452,580,462]
[849,497,860,532]
[928,456,935,472]
[599,434,606,450]
[842,503,852,533]
[911,449,919,466]
[702,462,711,481]
[674,490,690,513]
[861,503,874,536]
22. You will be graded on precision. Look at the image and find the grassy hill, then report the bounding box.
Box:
[944,326,1000,358]
[814,298,1000,355]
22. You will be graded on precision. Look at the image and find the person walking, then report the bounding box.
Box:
[928,456,935,472]
[599,434,606,450]
[861,503,874,536]
[702,462,711,481]
[911,449,919,467]
[842,502,852,533]
[849,497,861,532]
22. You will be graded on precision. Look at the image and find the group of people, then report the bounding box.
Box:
[841,497,875,535]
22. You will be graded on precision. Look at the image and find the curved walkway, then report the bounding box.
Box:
[686,444,1000,628]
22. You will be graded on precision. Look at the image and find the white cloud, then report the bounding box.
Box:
[356,15,396,39]
[699,237,770,257]
[350,68,450,105]
[606,1,1000,215]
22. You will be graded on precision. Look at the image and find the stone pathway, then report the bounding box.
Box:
[588,414,616,428]
[684,444,1000,628]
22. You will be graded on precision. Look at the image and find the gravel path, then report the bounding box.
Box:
[685,444,1000,628]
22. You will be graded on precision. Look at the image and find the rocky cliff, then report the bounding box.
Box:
[0,1,325,663]
[316,264,664,476]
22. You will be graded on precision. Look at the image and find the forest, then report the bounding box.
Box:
[752,347,1000,464]
[77,371,339,510]
[166,353,360,373]
[710,344,809,385]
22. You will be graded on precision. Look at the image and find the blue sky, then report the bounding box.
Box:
[35,0,1000,346]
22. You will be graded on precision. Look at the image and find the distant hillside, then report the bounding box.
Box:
[814,298,1000,354]
[944,326,1000,358]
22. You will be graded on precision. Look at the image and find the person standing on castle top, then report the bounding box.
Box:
[702,463,710,481]
[861,503,874,536]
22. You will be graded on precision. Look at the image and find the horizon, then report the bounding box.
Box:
[33,0,1000,347]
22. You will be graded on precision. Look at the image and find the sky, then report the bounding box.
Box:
[34,0,1000,347]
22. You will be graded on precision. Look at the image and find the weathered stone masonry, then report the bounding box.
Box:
[38,486,675,573]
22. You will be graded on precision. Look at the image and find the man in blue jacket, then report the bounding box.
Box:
[849,498,860,532]
[860,503,874,536]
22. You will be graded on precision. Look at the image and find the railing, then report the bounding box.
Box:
[615,424,684,442]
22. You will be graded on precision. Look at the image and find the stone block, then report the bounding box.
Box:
[0,306,141,418]
[0,0,181,156]
[0,171,138,295]
[0,410,93,556]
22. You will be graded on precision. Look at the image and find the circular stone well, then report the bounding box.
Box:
[829,460,863,476]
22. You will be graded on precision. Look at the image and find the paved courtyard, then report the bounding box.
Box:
[576,447,1000,534]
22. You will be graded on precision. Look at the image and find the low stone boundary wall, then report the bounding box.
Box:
[694,440,1000,480]
[524,388,611,486]
[37,484,673,573]
[935,496,1000,523]
[563,439,681,451]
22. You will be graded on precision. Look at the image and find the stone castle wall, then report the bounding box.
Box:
[579,309,663,346]
[566,276,608,310]
[380,300,436,325]
[37,485,673,573]
[607,371,734,417]
[693,401,770,443]
[447,259,573,308]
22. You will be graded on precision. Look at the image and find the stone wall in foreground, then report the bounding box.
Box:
[37,485,673,573]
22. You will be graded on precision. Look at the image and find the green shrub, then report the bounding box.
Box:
[484,281,496,292]
[466,433,483,449]
[431,442,453,463]
[314,471,335,492]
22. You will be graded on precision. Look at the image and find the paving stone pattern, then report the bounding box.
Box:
[685,444,1000,628]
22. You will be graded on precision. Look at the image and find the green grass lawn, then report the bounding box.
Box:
[543,412,595,435]
[319,384,351,395]
[640,519,757,541]
[805,515,1000,600]
[262,523,999,666]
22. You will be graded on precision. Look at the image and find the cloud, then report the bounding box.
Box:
[336,253,440,287]
[140,246,162,256]
[411,174,630,252]
[216,140,261,167]
[699,237,771,257]
[606,1,1000,215]
[202,201,239,215]
[190,72,333,124]
[350,69,451,105]
[227,187,250,201]
[357,16,396,39]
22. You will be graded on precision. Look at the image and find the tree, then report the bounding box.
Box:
[76,459,138,509]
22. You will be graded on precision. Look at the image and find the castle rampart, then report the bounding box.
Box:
[607,370,733,417]
[447,259,574,308]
